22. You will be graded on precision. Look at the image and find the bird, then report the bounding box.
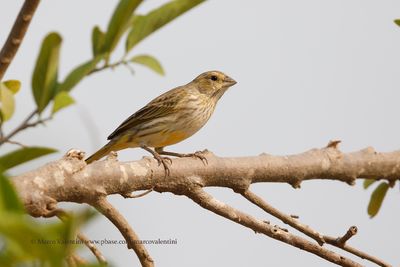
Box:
[85,70,237,175]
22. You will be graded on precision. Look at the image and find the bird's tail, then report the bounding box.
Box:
[86,141,116,163]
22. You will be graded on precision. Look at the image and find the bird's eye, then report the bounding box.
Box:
[210,75,218,81]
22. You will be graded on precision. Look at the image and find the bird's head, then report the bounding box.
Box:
[192,70,237,100]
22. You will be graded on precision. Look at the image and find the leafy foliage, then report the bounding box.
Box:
[57,55,103,93]
[0,147,57,171]
[130,54,165,75]
[2,80,21,94]
[363,179,376,189]
[0,173,100,266]
[52,92,75,114]
[0,83,15,122]
[0,80,21,123]
[0,172,24,213]
[28,0,203,117]
[32,33,62,113]
[103,0,143,58]
[91,26,106,57]
[126,0,205,52]
[366,182,389,218]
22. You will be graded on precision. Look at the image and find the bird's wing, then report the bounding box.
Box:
[107,86,184,140]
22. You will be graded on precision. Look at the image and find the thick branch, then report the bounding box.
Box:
[0,0,40,80]
[12,146,400,216]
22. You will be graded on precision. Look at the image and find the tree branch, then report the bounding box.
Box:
[76,232,107,265]
[240,190,391,267]
[0,109,53,146]
[11,144,398,266]
[241,189,325,244]
[0,0,41,80]
[93,197,154,267]
[184,185,362,267]
[88,60,130,75]
[323,230,391,267]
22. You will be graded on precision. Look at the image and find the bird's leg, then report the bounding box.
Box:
[155,147,208,165]
[140,145,172,176]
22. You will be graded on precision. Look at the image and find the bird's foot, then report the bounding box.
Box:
[156,148,208,165]
[141,145,172,177]
[153,154,172,177]
[183,151,208,165]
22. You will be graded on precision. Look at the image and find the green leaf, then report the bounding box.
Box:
[32,32,62,113]
[0,211,93,266]
[0,84,15,121]
[0,147,57,171]
[91,26,106,57]
[103,0,143,54]
[130,54,164,75]
[0,214,67,265]
[126,0,205,52]
[394,19,400,27]
[363,179,376,189]
[367,182,389,218]
[2,80,21,94]
[52,91,75,114]
[0,172,24,213]
[57,55,103,93]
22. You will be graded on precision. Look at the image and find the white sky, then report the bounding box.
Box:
[1,0,400,266]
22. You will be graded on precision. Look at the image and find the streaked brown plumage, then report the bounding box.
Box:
[86,70,236,174]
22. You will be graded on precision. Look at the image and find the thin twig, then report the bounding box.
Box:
[0,0,41,80]
[123,61,135,75]
[77,232,107,265]
[24,116,52,128]
[241,189,325,245]
[241,190,391,267]
[337,226,358,244]
[88,60,127,75]
[0,109,36,145]
[122,188,153,199]
[0,110,52,146]
[66,254,88,267]
[184,186,362,267]
[93,197,154,267]
[324,232,391,267]
[5,139,27,147]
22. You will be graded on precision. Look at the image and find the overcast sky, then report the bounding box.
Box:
[1,0,400,266]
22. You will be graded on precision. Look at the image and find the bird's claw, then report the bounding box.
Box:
[162,156,173,165]
[191,151,208,165]
[154,155,171,177]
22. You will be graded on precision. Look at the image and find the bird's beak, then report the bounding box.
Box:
[223,76,237,87]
